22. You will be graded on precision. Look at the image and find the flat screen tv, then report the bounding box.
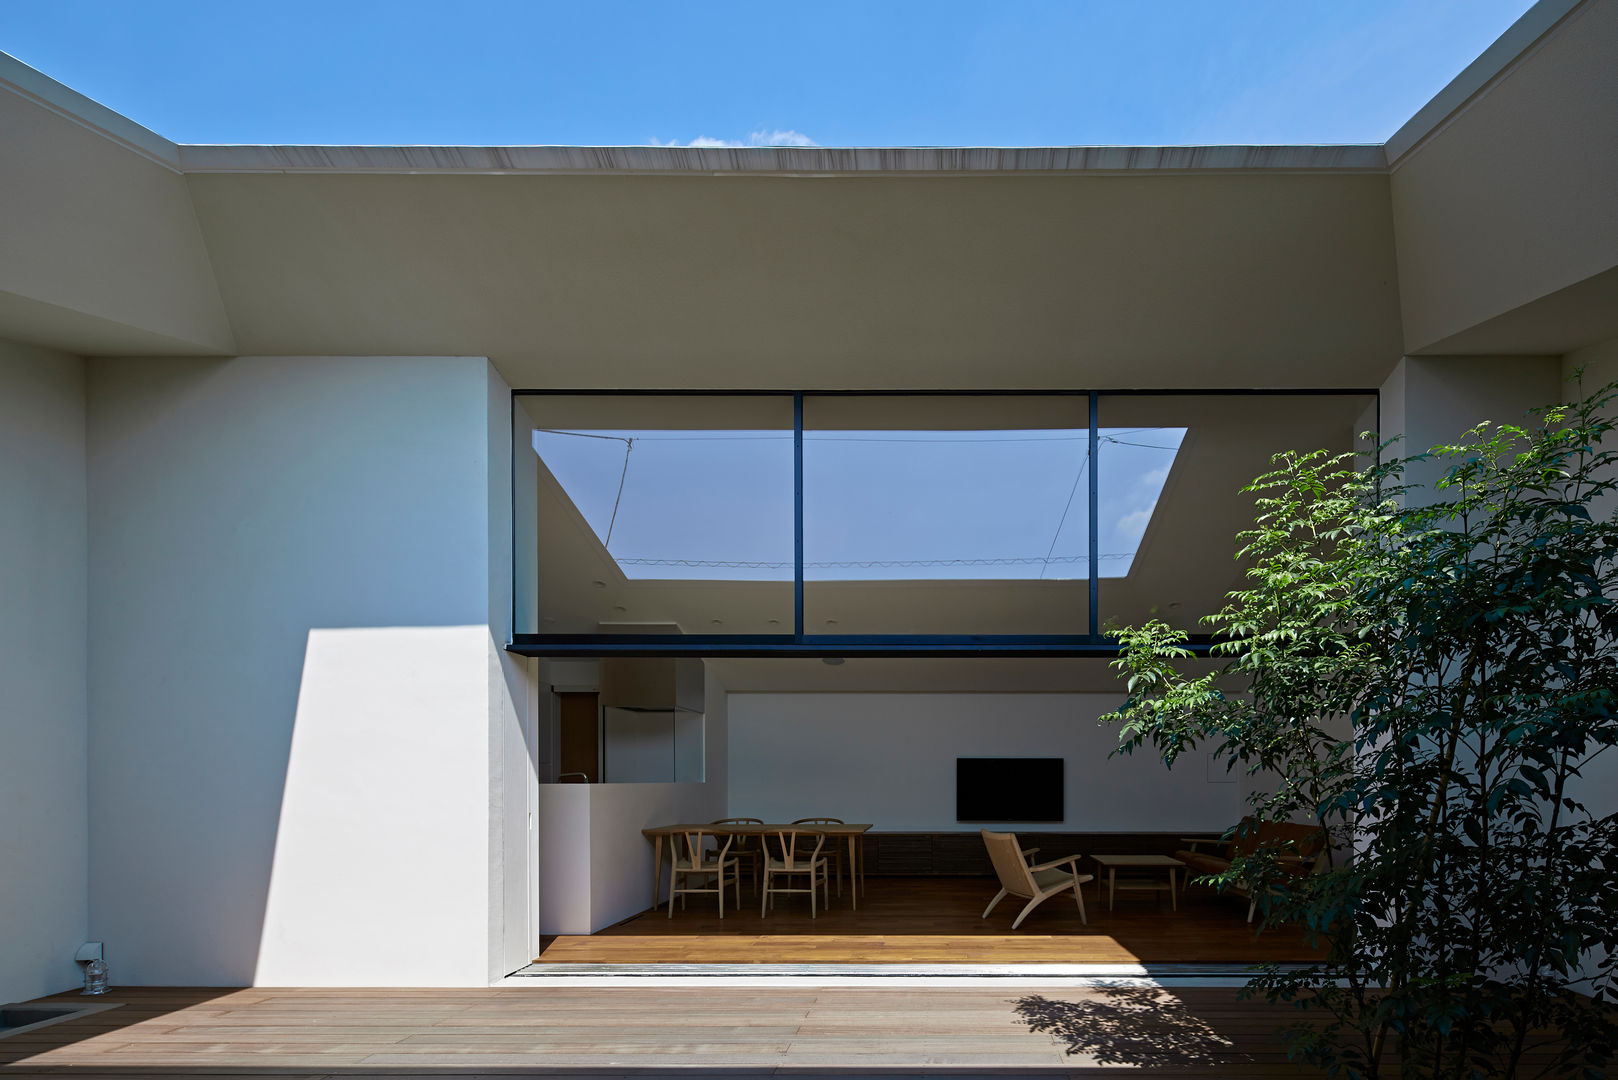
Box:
[956,757,1064,822]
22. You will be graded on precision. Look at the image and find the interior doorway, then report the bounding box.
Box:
[557,691,599,783]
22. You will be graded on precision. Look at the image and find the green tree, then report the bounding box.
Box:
[1103,383,1618,1079]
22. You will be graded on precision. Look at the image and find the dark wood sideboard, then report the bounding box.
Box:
[859,831,1223,876]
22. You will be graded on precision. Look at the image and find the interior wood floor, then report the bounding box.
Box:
[538,876,1325,965]
[5,984,1336,1076]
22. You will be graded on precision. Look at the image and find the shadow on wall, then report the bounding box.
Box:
[85,354,527,988]
[1011,990,1240,1067]
[252,625,534,987]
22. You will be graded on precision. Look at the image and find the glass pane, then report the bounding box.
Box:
[803,395,1090,634]
[1099,393,1377,634]
[515,395,794,634]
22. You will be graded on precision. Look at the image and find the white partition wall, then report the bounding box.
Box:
[536,664,728,935]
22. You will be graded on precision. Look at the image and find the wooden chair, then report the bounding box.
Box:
[761,829,829,918]
[712,817,764,895]
[980,829,1091,929]
[668,829,737,918]
[792,817,845,896]
[1176,817,1330,922]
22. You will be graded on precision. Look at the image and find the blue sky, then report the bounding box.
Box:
[3,1,1533,146]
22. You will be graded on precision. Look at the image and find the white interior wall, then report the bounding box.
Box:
[0,339,88,1004]
[536,663,730,935]
[86,354,512,986]
[728,693,1237,832]
[603,712,681,783]
[586,778,727,930]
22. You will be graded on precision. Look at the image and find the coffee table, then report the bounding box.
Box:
[1090,854,1184,911]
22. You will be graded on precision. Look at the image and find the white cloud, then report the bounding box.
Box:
[649,135,741,147]
[748,129,817,147]
[1115,507,1154,544]
[650,129,818,149]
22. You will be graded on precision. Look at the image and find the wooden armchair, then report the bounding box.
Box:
[712,817,764,895]
[761,829,830,918]
[1176,817,1329,922]
[980,829,1091,929]
[668,829,738,918]
[792,817,844,895]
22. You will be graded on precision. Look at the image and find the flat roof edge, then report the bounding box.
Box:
[1384,0,1587,166]
[176,142,1390,176]
[0,51,180,170]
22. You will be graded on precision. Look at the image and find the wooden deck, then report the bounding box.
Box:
[538,875,1323,965]
[3,984,1328,1076]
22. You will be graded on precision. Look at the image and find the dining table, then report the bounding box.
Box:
[642,822,873,910]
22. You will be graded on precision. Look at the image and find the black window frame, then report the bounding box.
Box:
[508,387,1377,658]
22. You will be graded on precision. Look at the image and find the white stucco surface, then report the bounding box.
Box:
[0,71,233,355]
[1390,0,1618,354]
[85,354,516,986]
[0,339,88,1004]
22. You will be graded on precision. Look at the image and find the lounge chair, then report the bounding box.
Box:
[980,829,1091,929]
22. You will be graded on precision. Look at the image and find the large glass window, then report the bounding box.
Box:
[802,395,1093,634]
[513,389,1377,649]
[1099,394,1376,633]
[514,395,795,635]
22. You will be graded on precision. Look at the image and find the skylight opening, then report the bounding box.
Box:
[532,424,1184,582]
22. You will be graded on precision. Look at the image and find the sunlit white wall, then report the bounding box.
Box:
[0,339,88,1003]
[254,625,493,985]
[86,354,526,986]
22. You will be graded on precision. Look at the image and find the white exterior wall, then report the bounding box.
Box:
[1563,336,1618,822]
[0,339,88,1003]
[728,693,1237,833]
[0,59,233,355]
[1389,0,1618,353]
[85,354,526,986]
[1379,355,1563,492]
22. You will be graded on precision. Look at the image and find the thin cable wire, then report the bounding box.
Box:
[534,428,633,443]
[603,438,633,547]
[1039,455,1089,581]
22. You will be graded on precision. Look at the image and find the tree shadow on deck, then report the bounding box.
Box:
[1011,989,1245,1067]
[0,988,239,1067]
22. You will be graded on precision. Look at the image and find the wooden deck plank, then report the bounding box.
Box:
[0,985,1336,1077]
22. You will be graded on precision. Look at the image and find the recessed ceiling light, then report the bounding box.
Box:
[613,605,627,613]
[822,657,845,666]
[711,619,723,626]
